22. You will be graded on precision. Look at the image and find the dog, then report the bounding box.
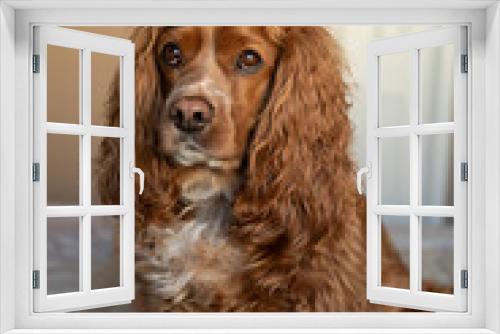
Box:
[97,26,410,312]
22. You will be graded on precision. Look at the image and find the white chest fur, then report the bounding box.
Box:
[137,172,241,305]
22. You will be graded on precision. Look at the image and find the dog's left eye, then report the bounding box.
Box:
[236,49,263,74]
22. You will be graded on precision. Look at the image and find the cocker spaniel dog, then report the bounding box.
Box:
[98,26,409,312]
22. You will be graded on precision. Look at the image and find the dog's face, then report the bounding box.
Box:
[155,27,280,170]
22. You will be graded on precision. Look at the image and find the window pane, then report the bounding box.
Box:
[91,52,120,127]
[380,137,410,205]
[379,52,410,127]
[419,44,454,124]
[91,216,120,290]
[421,134,454,206]
[47,45,80,124]
[47,217,80,294]
[47,134,80,206]
[92,136,121,205]
[381,215,410,289]
[421,216,454,294]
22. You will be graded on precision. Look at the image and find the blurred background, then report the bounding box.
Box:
[45,26,454,311]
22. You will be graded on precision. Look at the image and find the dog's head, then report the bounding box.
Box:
[99,26,354,228]
[153,27,281,170]
[127,26,351,176]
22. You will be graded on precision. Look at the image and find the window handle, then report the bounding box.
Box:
[356,162,371,195]
[130,162,144,195]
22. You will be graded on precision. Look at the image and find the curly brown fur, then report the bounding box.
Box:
[97,26,412,312]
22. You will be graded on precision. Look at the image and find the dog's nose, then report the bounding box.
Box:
[170,97,213,132]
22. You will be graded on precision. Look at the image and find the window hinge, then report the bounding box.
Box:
[32,163,40,182]
[461,269,468,289]
[461,162,468,182]
[461,54,468,73]
[32,270,40,289]
[32,54,40,73]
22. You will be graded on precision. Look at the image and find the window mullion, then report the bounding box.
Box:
[81,48,92,294]
[409,48,420,293]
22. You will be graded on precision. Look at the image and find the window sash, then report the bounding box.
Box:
[32,26,136,312]
[366,26,468,312]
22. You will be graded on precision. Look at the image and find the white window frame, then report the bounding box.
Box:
[0,1,499,333]
[33,26,136,312]
[365,26,468,312]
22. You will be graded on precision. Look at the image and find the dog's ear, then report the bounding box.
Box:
[232,27,364,309]
[96,27,163,205]
[132,27,165,156]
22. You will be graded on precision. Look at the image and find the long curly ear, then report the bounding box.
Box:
[96,27,163,207]
[232,27,366,311]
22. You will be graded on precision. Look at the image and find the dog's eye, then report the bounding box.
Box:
[163,42,183,68]
[236,49,263,74]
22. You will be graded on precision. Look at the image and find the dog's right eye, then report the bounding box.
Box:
[163,42,183,68]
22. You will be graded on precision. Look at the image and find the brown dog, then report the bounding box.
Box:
[97,26,409,312]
